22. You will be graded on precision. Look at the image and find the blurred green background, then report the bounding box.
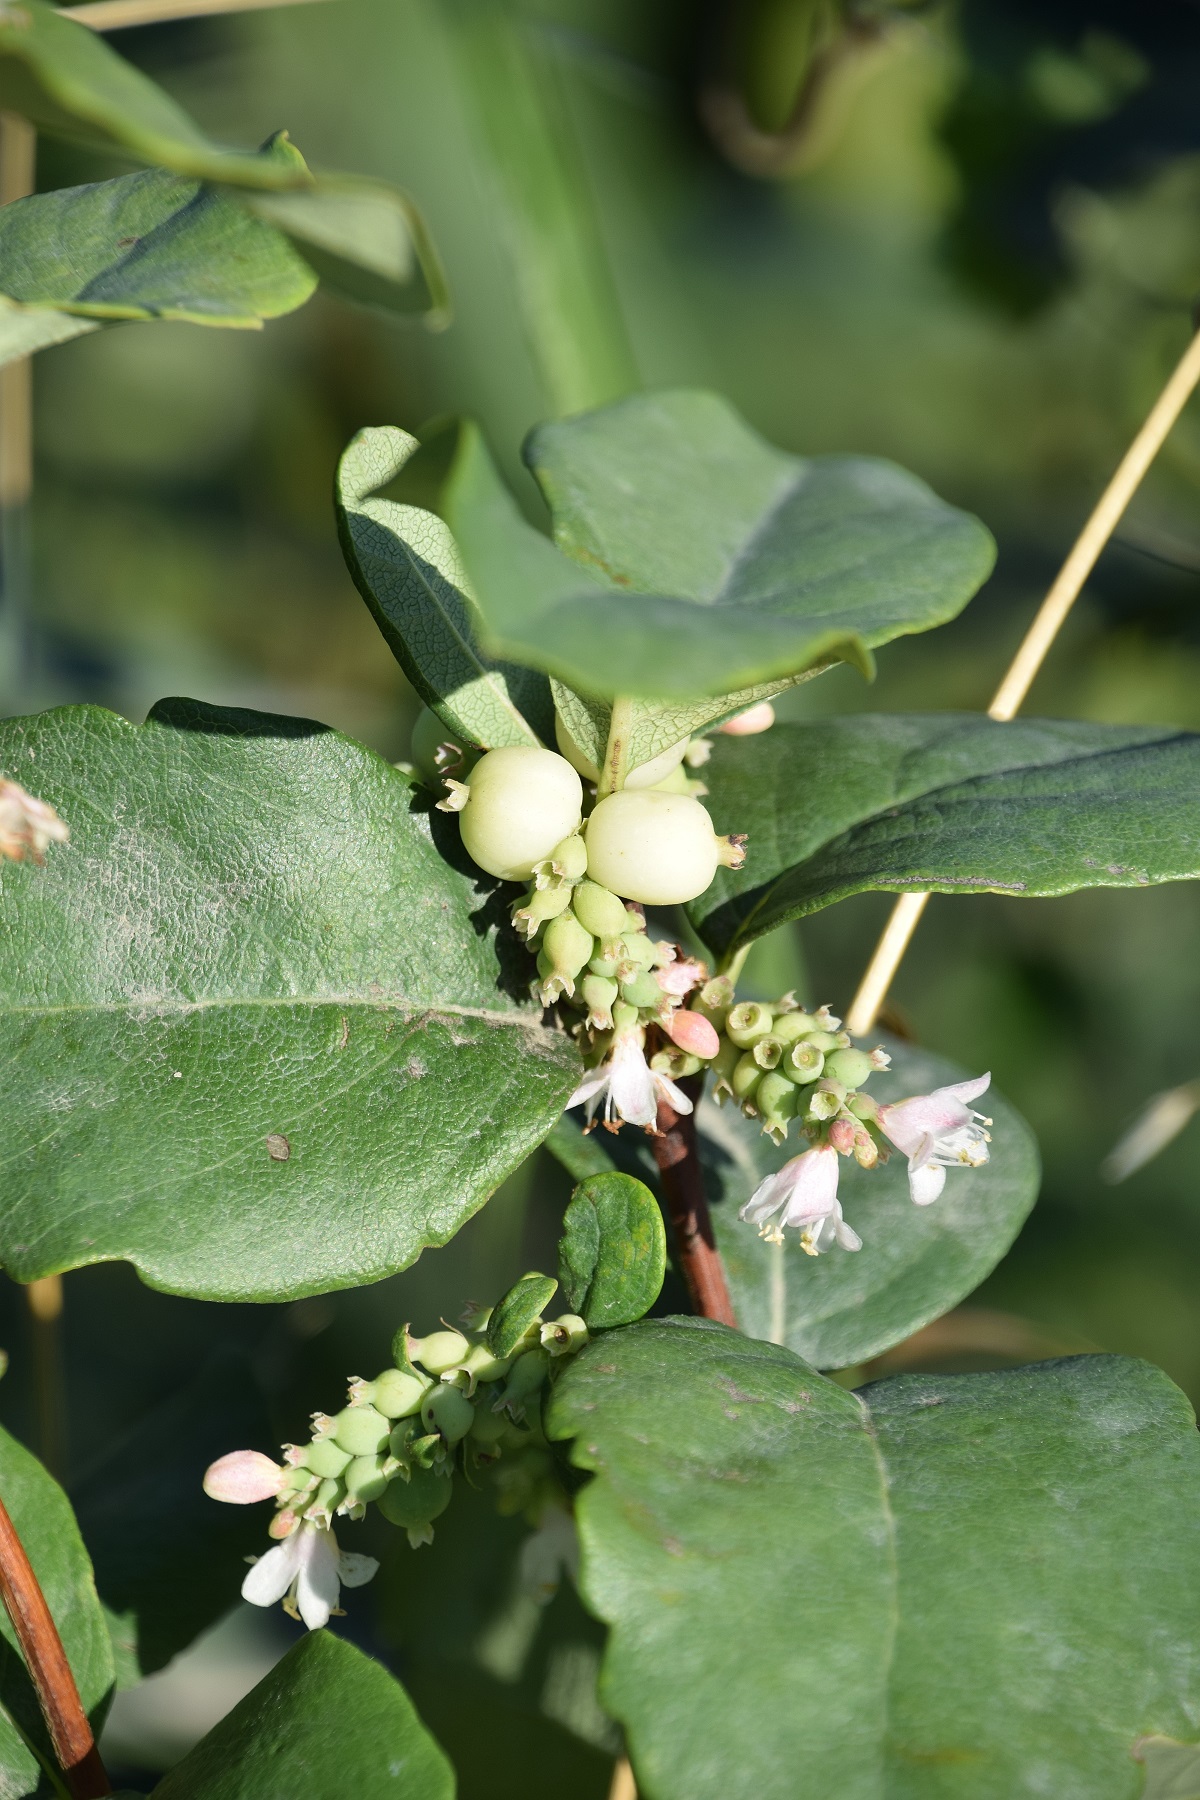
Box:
[6,0,1200,1788]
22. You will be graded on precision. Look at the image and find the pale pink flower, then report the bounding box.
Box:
[241,1520,378,1631]
[203,1450,284,1505]
[738,1144,862,1254]
[568,1028,692,1131]
[877,1074,992,1205]
[655,956,708,999]
[0,780,68,864]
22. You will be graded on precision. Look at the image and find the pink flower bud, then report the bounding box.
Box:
[666,1010,720,1059]
[828,1118,856,1155]
[268,1508,300,1539]
[203,1450,284,1505]
[718,702,775,737]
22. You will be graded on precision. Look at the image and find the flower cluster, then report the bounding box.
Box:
[204,1294,586,1630]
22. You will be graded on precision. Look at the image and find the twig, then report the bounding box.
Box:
[0,1498,110,1798]
[62,0,334,29]
[846,322,1200,1038]
[651,1079,737,1327]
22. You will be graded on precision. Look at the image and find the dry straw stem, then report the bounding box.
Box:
[608,1754,637,1800]
[61,0,333,28]
[0,1497,110,1796]
[846,323,1200,1038]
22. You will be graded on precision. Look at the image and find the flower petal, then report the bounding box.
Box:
[295,1528,341,1630]
[337,1550,380,1589]
[652,1072,694,1117]
[241,1538,300,1608]
[908,1161,946,1206]
[567,1069,608,1110]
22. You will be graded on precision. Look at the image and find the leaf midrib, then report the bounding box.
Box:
[0,994,544,1025]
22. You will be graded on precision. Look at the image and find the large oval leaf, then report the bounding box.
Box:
[549,1321,1200,1800]
[691,714,1200,957]
[152,1631,453,1799]
[0,1423,113,1796]
[0,700,577,1301]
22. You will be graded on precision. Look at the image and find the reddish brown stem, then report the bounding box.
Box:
[652,1078,737,1327]
[0,1496,110,1799]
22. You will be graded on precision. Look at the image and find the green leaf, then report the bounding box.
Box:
[1134,1738,1200,1800]
[0,167,316,342]
[547,1036,1039,1369]
[0,293,97,366]
[72,1353,273,1686]
[0,1422,114,1795]
[454,387,993,703]
[692,714,1200,958]
[0,699,578,1301]
[0,6,447,317]
[336,424,553,750]
[549,1323,1200,1800]
[706,1038,1039,1367]
[558,1172,666,1329]
[487,1270,559,1357]
[151,1631,453,1799]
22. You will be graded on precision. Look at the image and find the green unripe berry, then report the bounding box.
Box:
[757,1071,798,1129]
[512,882,573,937]
[344,1454,390,1505]
[785,1041,825,1084]
[619,971,664,1010]
[452,747,583,882]
[710,1036,741,1085]
[498,1347,549,1412]
[611,1000,640,1034]
[571,881,630,940]
[533,832,588,886]
[461,1342,513,1384]
[377,1464,453,1531]
[421,1382,476,1445]
[469,1403,510,1447]
[410,1329,470,1375]
[732,1050,763,1103]
[726,1002,775,1048]
[615,930,657,970]
[694,976,735,1030]
[772,1011,819,1045]
[365,1368,432,1419]
[648,760,699,794]
[752,1036,782,1070]
[584,790,736,906]
[303,1438,353,1479]
[333,1405,390,1457]
[307,1476,346,1519]
[849,1090,879,1122]
[581,973,619,1027]
[806,1081,846,1122]
[824,1048,875,1089]
[651,1048,702,1079]
[806,1030,845,1053]
[555,714,689,789]
[542,910,594,982]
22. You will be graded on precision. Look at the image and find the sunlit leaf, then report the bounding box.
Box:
[558,1171,666,1329]
[0,699,578,1302]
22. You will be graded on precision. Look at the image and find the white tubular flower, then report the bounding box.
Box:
[241,1520,378,1631]
[876,1073,992,1205]
[567,1028,692,1131]
[738,1144,862,1255]
[0,780,68,864]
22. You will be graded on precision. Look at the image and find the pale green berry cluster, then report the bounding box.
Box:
[271,1296,587,1550]
[703,985,892,1153]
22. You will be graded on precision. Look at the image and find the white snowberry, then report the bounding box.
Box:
[554,714,688,790]
[584,789,744,906]
[442,747,583,881]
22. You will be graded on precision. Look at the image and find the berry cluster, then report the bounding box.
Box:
[701,985,891,1151]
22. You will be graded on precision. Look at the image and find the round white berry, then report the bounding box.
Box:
[585,790,724,905]
[456,747,583,881]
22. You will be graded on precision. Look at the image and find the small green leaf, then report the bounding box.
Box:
[548,1324,1200,1800]
[488,1270,560,1357]
[693,714,1200,957]
[0,7,447,317]
[558,1172,666,1329]
[0,293,97,367]
[0,699,578,1301]
[336,423,552,749]
[0,166,316,341]
[72,1353,272,1686]
[0,1423,114,1796]
[151,1631,453,1799]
